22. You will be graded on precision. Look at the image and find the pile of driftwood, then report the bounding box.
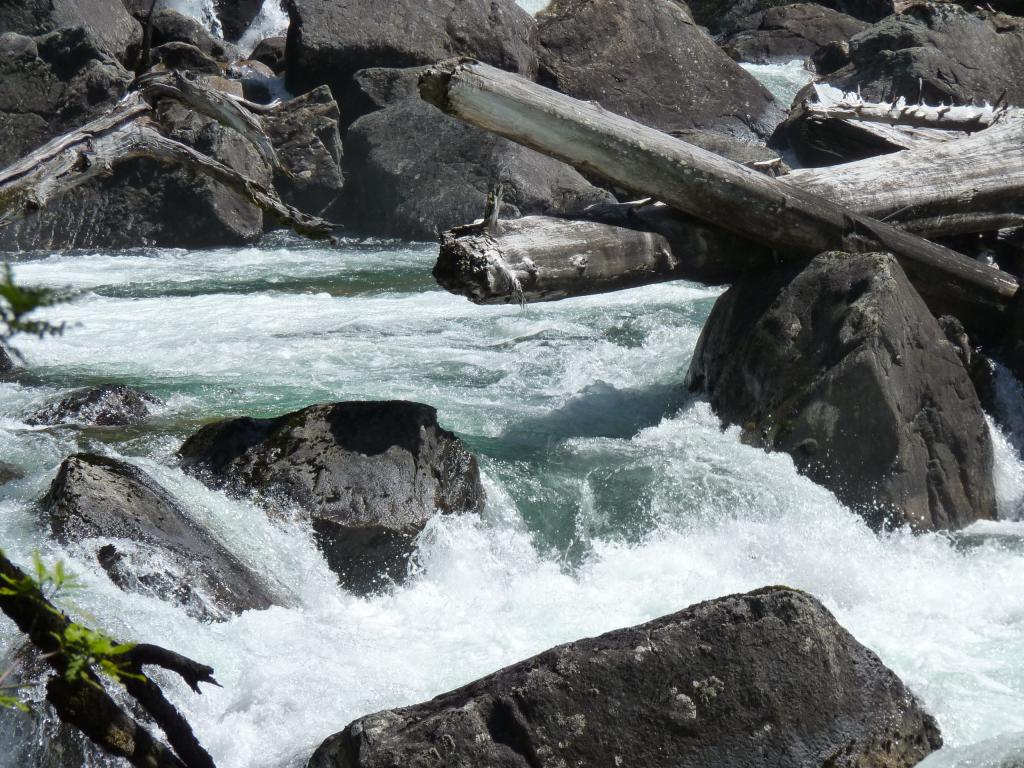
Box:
[424,60,1023,338]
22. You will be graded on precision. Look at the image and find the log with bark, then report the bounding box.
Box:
[420,60,1020,328]
[0,70,334,242]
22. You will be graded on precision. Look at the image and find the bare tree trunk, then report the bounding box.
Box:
[418,60,1019,326]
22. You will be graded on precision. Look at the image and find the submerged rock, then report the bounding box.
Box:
[828,4,1024,105]
[720,4,868,64]
[309,586,942,768]
[535,0,785,140]
[687,251,996,531]
[42,453,277,620]
[26,384,161,427]
[285,0,537,102]
[179,401,486,592]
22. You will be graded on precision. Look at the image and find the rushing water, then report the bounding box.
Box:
[0,235,1023,768]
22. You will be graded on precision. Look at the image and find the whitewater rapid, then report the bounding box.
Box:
[0,237,1022,768]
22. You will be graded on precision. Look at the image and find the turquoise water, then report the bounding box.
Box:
[0,237,1022,767]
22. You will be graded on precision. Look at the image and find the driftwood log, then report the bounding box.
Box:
[0,70,333,241]
[420,60,1019,327]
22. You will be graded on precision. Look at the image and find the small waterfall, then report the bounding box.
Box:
[237,1,289,55]
[164,0,224,38]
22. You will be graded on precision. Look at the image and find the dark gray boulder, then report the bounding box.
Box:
[0,28,132,169]
[687,251,996,531]
[179,401,486,592]
[42,453,277,620]
[1,97,271,250]
[721,4,868,64]
[829,5,1024,105]
[309,586,941,768]
[687,0,893,36]
[263,85,345,223]
[25,384,161,427]
[284,0,537,103]
[150,41,223,74]
[214,0,269,43]
[535,0,784,141]
[147,9,229,59]
[0,0,142,63]
[338,65,425,129]
[341,94,614,240]
[250,36,286,73]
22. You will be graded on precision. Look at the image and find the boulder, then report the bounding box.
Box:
[686,0,893,36]
[535,0,784,141]
[309,586,942,768]
[341,93,614,240]
[42,453,277,620]
[0,28,132,168]
[1,98,271,250]
[338,65,425,129]
[0,0,142,63]
[178,401,486,592]
[828,5,1024,105]
[250,36,286,73]
[284,0,538,103]
[25,384,161,427]
[262,86,346,222]
[147,8,229,59]
[150,41,223,74]
[721,4,869,64]
[687,251,996,531]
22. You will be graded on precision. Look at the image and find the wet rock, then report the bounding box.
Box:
[284,0,538,102]
[309,586,942,768]
[151,41,223,74]
[535,0,784,141]
[215,0,270,43]
[179,401,486,592]
[250,36,286,73]
[829,5,1024,105]
[720,4,868,64]
[0,0,142,63]
[1,97,271,250]
[263,85,345,223]
[686,0,893,36]
[687,251,996,531]
[0,28,132,169]
[26,384,161,427]
[341,91,614,240]
[42,453,276,620]
[0,461,25,485]
[147,8,229,59]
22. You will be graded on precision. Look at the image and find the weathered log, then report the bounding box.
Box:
[0,72,333,241]
[435,205,775,304]
[804,83,1014,131]
[419,60,1019,325]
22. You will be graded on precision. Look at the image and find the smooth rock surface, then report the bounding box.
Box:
[829,4,1024,105]
[250,36,286,73]
[285,0,537,102]
[42,454,277,620]
[147,8,228,59]
[25,384,160,427]
[309,586,942,768]
[687,251,996,531]
[179,401,486,592]
[535,0,784,140]
[721,4,868,64]
[340,78,613,240]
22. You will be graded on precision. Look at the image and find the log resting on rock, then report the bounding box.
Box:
[419,60,1019,326]
[309,586,941,768]
[0,70,335,241]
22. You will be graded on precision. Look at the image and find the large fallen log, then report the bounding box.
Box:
[0,71,334,241]
[419,60,1019,325]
